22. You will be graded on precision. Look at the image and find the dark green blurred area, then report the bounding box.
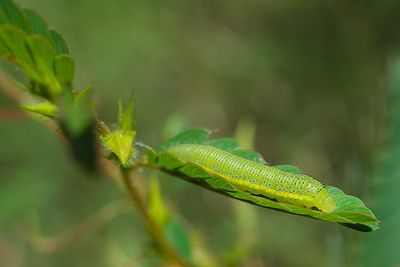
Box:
[1,0,400,266]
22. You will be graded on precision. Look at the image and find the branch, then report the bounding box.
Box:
[0,69,187,265]
[120,167,188,267]
[0,69,118,179]
[0,107,28,121]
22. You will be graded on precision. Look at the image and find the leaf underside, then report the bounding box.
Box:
[151,128,379,232]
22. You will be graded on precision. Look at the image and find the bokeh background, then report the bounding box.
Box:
[1,0,400,266]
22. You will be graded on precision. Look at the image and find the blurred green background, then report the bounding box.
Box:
[1,0,400,266]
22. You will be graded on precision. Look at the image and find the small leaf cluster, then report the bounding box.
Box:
[100,96,137,167]
[148,176,192,263]
[0,0,134,170]
[0,0,99,170]
[0,0,73,108]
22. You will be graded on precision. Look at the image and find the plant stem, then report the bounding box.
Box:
[120,167,187,267]
[0,70,187,265]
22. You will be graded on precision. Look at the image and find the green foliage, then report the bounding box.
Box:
[53,55,75,89]
[165,219,192,263]
[100,95,136,167]
[148,175,193,264]
[231,149,266,164]
[59,91,97,172]
[156,128,212,153]
[22,8,68,55]
[0,0,29,32]
[151,128,379,232]
[206,137,239,151]
[0,0,72,100]
[148,175,169,227]
[0,0,99,172]
[61,91,93,137]
[0,0,386,266]
[20,100,57,117]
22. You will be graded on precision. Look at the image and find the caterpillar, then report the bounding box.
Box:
[165,144,336,212]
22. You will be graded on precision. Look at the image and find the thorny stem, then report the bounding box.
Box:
[120,167,187,267]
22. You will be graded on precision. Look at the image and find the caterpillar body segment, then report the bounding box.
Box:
[164,144,336,212]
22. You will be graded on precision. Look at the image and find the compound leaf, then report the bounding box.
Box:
[0,0,30,32]
[53,54,74,88]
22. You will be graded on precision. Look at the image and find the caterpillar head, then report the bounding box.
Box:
[315,190,336,213]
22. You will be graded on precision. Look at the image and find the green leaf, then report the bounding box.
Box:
[156,151,184,170]
[20,101,58,117]
[0,25,33,69]
[60,91,93,136]
[0,1,71,101]
[26,35,62,96]
[207,137,239,152]
[156,128,212,153]
[274,165,305,174]
[0,34,7,55]
[53,54,75,88]
[147,175,192,263]
[232,149,266,164]
[59,91,97,172]
[74,84,93,102]
[153,128,379,232]
[148,176,169,227]
[0,0,30,32]
[23,8,51,41]
[227,186,378,232]
[100,130,135,167]
[25,35,55,75]
[163,164,378,232]
[100,97,136,167]
[118,94,135,132]
[178,164,210,179]
[206,177,237,191]
[49,30,68,55]
[22,8,68,55]
[165,219,192,263]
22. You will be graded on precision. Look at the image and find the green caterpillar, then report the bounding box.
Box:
[165,144,336,213]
